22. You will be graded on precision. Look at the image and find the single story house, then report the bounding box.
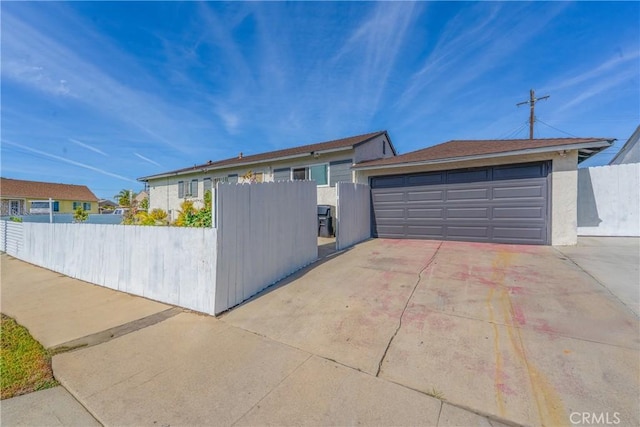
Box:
[609,125,639,165]
[98,199,118,213]
[138,131,396,219]
[0,177,99,216]
[353,137,614,245]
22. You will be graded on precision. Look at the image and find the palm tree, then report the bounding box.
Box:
[114,189,136,207]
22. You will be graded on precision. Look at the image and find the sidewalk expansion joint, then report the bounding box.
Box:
[49,307,183,355]
[375,242,443,377]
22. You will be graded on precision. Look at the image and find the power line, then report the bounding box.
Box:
[500,121,529,139]
[536,119,578,137]
[516,89,550,139]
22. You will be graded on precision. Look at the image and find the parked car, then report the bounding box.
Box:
[113,208,129,215]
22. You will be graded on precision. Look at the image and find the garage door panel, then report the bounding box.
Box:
[447,169,490,183]
[375,208,406,219]
[493,185,544,199]
[372,191,405,203]
[494,163,547,180]
[447,226,490,238]
[407,225,445,237]
[370,161,549,244]
[447,207,489,219]
[370,176,405,188]
[493,206,544,219]
[407,208,443,218]
[447,188,489,201]
[407,189,444,202]
[407,173,444,186]
[493,227,545,242]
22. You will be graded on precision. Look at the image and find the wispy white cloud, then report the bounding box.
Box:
[69,138,108,156]
[134,152,162,167]
[2,139,138,184]
[1,5,219,154]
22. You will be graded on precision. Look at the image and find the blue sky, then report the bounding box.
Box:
[2,1,638,200]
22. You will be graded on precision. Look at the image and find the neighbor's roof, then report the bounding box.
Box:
[353,137,614,170]
[0,178,99,201]
[610,125,640,165]
[139,131,392,181]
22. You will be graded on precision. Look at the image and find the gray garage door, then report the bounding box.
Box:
[370,162,550,245]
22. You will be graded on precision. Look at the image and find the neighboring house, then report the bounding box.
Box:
[352,137,614,246]
[134,190,149,206]
[0,177,99,216]
[138,131,396,219]
[609,125,640,165]
[98,199,118,213]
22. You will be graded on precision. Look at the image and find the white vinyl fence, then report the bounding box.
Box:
[18,223,218,314]
[578,163,640,236]
[215,181,317,313]
[0,220,23,256]
[1,181,320,315]
[336,183,371,250]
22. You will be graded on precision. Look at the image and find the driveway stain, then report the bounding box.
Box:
[487,250,567,426]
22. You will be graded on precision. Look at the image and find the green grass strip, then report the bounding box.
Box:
[1,314,58,399]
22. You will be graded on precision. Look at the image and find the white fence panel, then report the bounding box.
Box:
[578,163,640,236]
[336,183,371,250]
[1,221,24,257]
[215,181,317,314]
[19,223,217,314]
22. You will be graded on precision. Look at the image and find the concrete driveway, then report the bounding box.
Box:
[223,238,640,426]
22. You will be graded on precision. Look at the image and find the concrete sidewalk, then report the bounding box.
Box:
[0,254,174,350]
[2,252,504,426]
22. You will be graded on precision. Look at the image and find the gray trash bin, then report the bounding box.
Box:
[317,205,334,237]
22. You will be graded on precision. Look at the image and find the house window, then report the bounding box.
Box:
[309,164,328,186]
[83,202,91,211]
[73,202,81,210]
[53,201,59,212]
[227,174,238,183]
[190,179,198,197]
[292,168,307,180]
[383,140,386,155]
[204,178,212,194]
[178,181,185,198]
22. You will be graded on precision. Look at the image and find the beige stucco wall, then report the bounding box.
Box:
[147,151,357,218]
[354,150,579,246]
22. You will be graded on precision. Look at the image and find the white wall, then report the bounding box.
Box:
[336,183,371,250]
[15,223,218,314]
[551,151,578,245]
[215,181,317,314]
[578,163,640,236]
[0,221,23,257]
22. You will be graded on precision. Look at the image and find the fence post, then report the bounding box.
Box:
[49,198,53,223]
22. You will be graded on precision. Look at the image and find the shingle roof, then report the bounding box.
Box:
[353,137,614,169]
[0,178,99,201]
[139,131,389,180]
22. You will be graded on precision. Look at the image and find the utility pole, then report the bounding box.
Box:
[517,89,549,139]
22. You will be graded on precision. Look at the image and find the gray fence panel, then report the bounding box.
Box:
[215,180,317,314]
[336,183,371,250]
[17,223,217,314]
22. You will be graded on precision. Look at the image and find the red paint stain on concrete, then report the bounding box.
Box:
[533,320,558,338]
[508,286,527,295]
[497,382,516,395]
[511,305,527,326]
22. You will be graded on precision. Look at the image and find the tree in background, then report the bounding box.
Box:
[114,189,137,207]
[139,197,149,210]
[73,206,88,223]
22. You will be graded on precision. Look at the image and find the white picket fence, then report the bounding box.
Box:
[1,181,318,315]
[336,183,371,250]
[578,163,640,236]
